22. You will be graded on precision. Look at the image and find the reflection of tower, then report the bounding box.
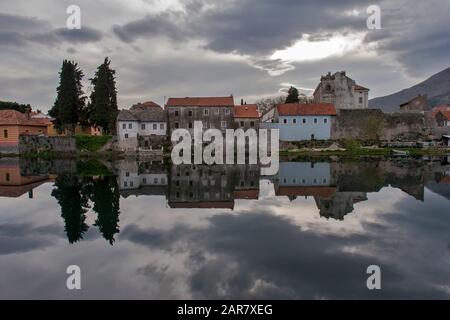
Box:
[315,192,367,220]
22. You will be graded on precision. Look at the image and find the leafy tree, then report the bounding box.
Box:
[87,57,118,134]
[0,101,32,113]
[285,86,300,103]
[49,60,86,134]
[52,175,89,244]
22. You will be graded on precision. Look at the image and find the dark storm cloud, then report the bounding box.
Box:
[112,0,373,55]
[0,13,103,48]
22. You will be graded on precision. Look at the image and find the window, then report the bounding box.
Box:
[161,178,166,184]
[225,109,231,115]
[311,134,315,140]
[160,123,164,130]
[324,118,328,124]
[204,109,209,116]
[221,121,227,128]
[174,110,179,117]
[154,178,159,184]
[126,172,130,177]
[143,178,147,184]
[188,122,193,129]
[303,118,306,124]
[174,122,179,129]
[141,124,146,130]
[153,124,157,130]
[122,123,126,129]
[250,121,255,127]
[6,173,10,182]
[314,118,318,124]
[293,118,297,124]
[124,133,129,139]
[3,129,8,139]
[240,121,244,127]
[359,97,363,104]
[188,110,193,117]
[130,181,134,187]
[128,123,132,129]
[124,181,128,187]
[283,119,287,124]
[215,108,220,115]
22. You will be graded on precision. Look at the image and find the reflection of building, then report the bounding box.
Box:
[274,162,368,220]
[168,164,260,209]
[117,159,168,197]
[313,71,369,109]
[0,158,49,198]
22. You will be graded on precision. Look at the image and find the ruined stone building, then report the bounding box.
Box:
[399,94,428,113]
[313,71,369,109]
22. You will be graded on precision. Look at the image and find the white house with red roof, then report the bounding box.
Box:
[272,103,337,141]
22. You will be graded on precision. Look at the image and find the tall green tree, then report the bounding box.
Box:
[0,101,32,113]
[87,57,118,134]
[285,86,300,104]
[49,60,86,134]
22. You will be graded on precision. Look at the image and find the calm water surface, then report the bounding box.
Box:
[1,157,450,299]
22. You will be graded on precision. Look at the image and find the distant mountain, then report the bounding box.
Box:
[369,67,450,113]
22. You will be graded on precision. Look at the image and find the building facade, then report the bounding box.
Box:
[233,104,260,130]
[0,110,49,154]
[269,103,337,141]
[436,111,450,127]
[166,96,235,136]
[313,71,369,109]
[117,101,167,152]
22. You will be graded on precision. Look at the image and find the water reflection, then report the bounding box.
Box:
[1,156,450,298]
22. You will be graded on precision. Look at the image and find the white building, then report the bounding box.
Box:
[117,101,167,151]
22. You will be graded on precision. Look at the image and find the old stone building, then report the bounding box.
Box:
[399,94,428,113]
[166,96,235,136]
[233,104,260,130]
[436,110,450,127]
[313,71,369,109]
[117,101,167,152]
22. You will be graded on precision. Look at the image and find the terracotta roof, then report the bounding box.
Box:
[168,201,234,209]
[439,176,450,184]
[234,189,259,199]
[166,96,234,107]
[0,110,50,127]
[234,104,259,118]
[276,103,337,116]
[130,101,161,111]
[276,186,337,198]
[354,84,369,91]
[437,110,450,120]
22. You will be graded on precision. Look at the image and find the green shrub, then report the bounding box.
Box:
[75,135,112,152]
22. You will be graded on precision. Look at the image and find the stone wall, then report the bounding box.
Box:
[18,136,76,154]
[332,109,429,141]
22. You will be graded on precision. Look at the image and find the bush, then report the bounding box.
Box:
[342,139,361,151]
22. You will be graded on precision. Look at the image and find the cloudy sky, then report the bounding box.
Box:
[1,0,449,111]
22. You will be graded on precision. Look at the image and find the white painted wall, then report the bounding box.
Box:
[118,121,166,141]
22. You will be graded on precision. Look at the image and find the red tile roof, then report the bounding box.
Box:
[234,104,259,118]
[439,176,450,184]
[276,103,337,116]
[234,189,259,199]
[354,84,369,91]
[0,110,50,127]
[130,101,161,110]
[437,110,450,120]
[166,96,234,107]
[276,187,337,198]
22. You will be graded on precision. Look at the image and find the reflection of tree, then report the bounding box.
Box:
[52,175,89,244]
[86,176,121,245]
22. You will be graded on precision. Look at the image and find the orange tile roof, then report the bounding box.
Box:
[168,201,234,209]
[234,104,259,118]
[166,96,234,107]
[276,186,337,198]
[276,103,337,116]
[437,110,450,120]
[439,176,450,184]
[234,189,259,199]
[0,110,50,127]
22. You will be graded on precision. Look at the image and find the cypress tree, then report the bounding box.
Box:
[49,60,86,134]
[285,86,300,104]
[87,57,118,134]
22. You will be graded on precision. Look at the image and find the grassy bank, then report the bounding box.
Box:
[75,135,112,152]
